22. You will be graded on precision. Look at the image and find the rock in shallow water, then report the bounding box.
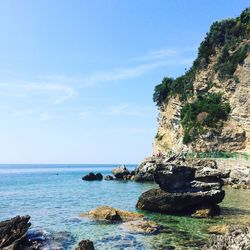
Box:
[119,219,162,234]
[112,165,130,179]
[75,239,94,250]
[136,188,225,214]
[104,175,114,180]
[82,172,103,181]
[80,205,144,222]
[0,215,33,249]
[136,156,225,216]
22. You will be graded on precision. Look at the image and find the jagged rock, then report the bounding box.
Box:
[104,175,114,181]
[119,219,162,234]
[80,206,144,222]
[0,215,31,249]
[204,226,250,249]
[82,172,103,181]
[154,164,195,192]
[134,158,158,181]
[136,188,224,214]
[75,240,94,250]
[112,165,130,179]
[136,156,225,216]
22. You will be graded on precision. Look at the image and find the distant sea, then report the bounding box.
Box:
[1,164,250,249]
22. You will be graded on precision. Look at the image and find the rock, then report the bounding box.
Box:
[28,230,75,250]
[0,215,31,249]
[75,240,94,250]
[136,156,226,216]
[80,206,144,222]
[204,226,250,249]
[96,234,141,249]
[134,158,158,181]
[104,175,114,181]
[136,188,224,215]
[154,163,195,192]
[112,165,130,179]
[207,224,230,234]
[82,172,103,181]
[191,205,220,218]
[119,219,162,234]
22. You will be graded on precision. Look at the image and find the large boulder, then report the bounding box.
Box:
[80,206,144,222]
[82,172,103,181]
[0,215,41,250]
[134,158,158,181]
[136,188,224,214]
[112,165,130,179]
[154,164,195,192]
[136,156,225,216]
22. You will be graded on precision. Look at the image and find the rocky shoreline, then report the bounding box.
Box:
[2,155,249,250]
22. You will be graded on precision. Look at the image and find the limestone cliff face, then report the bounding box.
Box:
[153,40,250,155]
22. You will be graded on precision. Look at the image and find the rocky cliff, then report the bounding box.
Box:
[153,8,250,155]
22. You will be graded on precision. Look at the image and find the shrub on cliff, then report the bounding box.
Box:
[153,8,250,107]
[181,93,231,144]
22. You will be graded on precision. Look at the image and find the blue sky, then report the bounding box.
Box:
[0,0,249,164]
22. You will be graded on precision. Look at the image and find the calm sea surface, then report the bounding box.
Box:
[0,164,250,250]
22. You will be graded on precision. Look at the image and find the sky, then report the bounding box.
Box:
[0,0,249,164]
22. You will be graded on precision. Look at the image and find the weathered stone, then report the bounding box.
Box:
[0,215,31,249]
[154,164,195,192]
[82,172,103,181]
[104,175,114,181]
[80,206,144,222]
[204,226,250,249]
[134,158,157,181]
[207,224,230,234]
[75,240,94,250]
[119,220,162,234]
[136,188,225,215]
[112,165,130,179]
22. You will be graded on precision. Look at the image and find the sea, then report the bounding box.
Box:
[0,164,250,250]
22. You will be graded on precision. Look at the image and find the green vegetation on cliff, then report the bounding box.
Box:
[153,8,250,107]
[181,93,231,144]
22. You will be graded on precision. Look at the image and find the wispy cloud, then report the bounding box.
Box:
[133,46,197,62]
[0,82,75,105]
[99,103,154,117]
[134,48,178,61]
[43,60,179,88]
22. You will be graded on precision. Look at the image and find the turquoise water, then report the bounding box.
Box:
[1,164,250,250]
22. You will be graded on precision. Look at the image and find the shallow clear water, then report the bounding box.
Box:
[0,164,250,250]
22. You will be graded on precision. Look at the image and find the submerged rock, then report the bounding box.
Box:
[104,175,114,181]
[112,165,130,179]
[119,219,162,234]
[75,239,94,250]
[204,226,250,249]
[82,172,103,181]
[80,205,144,222]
